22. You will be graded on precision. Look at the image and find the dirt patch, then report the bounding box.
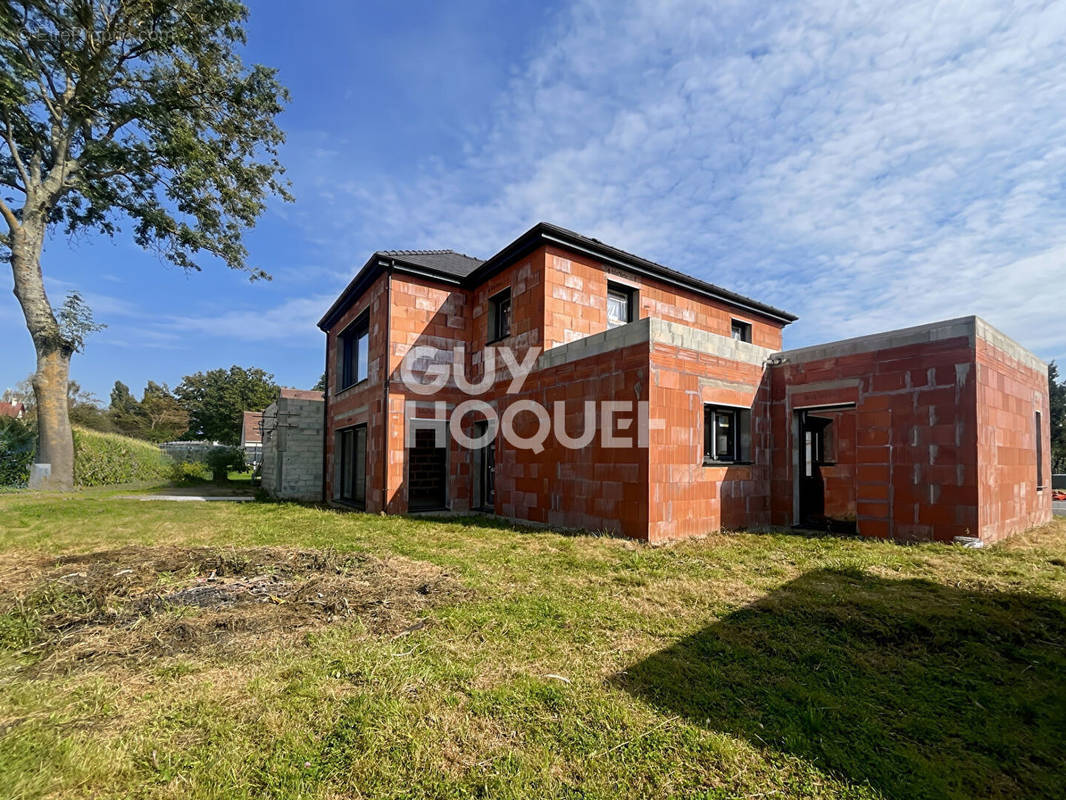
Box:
[0,546,468,671]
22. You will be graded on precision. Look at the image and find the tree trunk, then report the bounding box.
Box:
[32,346,75,489]
[10,217,75,490]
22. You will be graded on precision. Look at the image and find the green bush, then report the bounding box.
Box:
[72,427,173,487]
[0,417,36,487]
[170,459,210,483]
[205,446,246,481]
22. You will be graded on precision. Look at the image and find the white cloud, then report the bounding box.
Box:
[162,294,333,344]
[303,0,1066,363]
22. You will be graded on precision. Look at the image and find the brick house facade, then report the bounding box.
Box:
[317,222,1051,544]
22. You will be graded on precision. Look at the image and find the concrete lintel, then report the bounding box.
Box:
[698,376,755,394]
[775,316,978,364]
[786,378,861,402]
[536,316,775,372]
[973,316,1048,375]
[333,404,369,422]
[649,318,776,366]
[537,317,651,370]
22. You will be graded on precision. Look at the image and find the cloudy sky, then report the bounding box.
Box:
[3,0,1065,401]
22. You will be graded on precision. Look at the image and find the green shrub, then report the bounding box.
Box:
[72,427,173,487]
[205,446,246,481]
[0,417,36,487]
[170,459,210,483]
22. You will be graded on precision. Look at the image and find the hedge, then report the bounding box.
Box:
[72,426,173,487]
[0,418,35,487]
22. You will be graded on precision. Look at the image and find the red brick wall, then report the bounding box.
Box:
[542,246,785,351]
[648,341,771,542]
[386,273,472,513]
[975,337,1052,542]
[490,341,650,538]
[323,273,390,510]
[771,335,980,542]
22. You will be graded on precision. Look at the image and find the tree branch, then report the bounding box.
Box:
[14,37,62,123]
[1,109,33,191]
[0,196,20,232]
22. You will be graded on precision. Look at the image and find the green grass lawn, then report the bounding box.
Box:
[1,489,1064,800]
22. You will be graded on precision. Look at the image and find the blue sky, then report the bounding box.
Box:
[3,0,1066,402]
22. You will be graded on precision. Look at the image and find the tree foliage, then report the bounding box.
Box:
[205,444,244,481]
[0,416,35,485]
[56,291,105,352]
[0,0,291,272]
[109,379,188,441]
[1049,362,1066,473]
[66,379,114,432]
[174,365,276,445]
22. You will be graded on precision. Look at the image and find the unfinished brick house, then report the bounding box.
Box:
[317,222,1051,544]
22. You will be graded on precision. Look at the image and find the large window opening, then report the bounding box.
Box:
[339,312,370,390]
[794,405,858,535]
[338,424,367,508]
[488,288,512,342]
[1036,410,1044,489]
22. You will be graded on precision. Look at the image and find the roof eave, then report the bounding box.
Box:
[320,222,798,331]
[469,222,798,324]
[317,253,473,331]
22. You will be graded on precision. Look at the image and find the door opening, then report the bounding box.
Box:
[472,420,496,512]
[795,406,856,534]
[408,427,447,511]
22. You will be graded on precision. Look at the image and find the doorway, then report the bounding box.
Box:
[472,420,496,512]
[796,405,856,533]
[408,427,447,511]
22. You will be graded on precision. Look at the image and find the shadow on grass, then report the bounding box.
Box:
[615,568,1066,800]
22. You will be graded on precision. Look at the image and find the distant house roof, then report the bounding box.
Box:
[317,221,796,330]
[279,388,325,401]
[241,410,264,446]
[0,401,25,419]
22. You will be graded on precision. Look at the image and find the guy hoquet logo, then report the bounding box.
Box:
[398,344,664,453]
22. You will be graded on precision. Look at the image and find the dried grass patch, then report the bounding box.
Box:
[0,545,470,672]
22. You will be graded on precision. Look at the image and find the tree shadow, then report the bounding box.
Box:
[615,568,1066,800]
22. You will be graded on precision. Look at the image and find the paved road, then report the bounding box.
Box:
[1054,500,1066,517]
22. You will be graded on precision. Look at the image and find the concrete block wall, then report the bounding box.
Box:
[261,389,324,502]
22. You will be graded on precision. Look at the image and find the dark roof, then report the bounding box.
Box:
[317,249,484,329]
[379,249,483,278]
[318,222,796,329]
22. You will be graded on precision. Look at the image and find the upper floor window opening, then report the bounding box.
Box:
[607,282,637,329]
[731,319,753,343]
[488,288,512,342]
[339,311,370,390]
